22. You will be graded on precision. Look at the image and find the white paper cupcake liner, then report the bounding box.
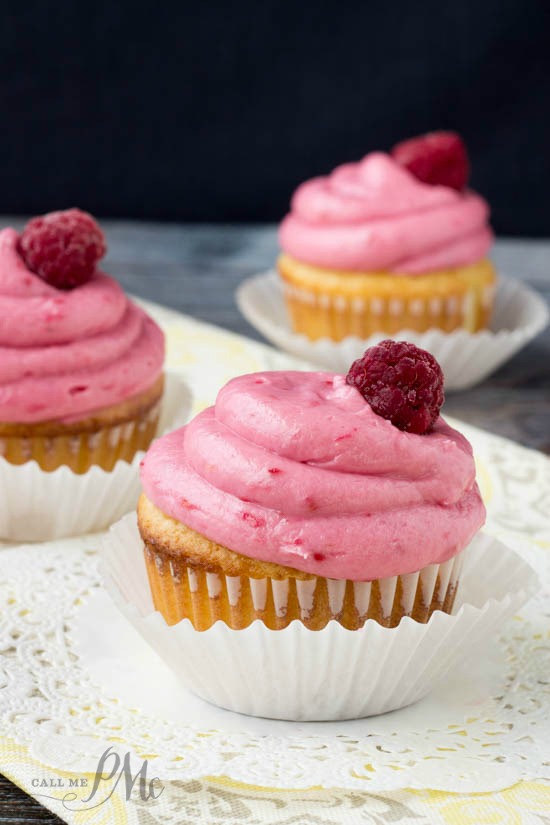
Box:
[282,279,494,333]
[142,540,464,630]
[236,271,549,390]
[0,372,191,542]
[101,514,538,721]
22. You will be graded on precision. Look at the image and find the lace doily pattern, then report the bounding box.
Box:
[3,750,550,825]
[0,530,548,794]
[0,307,549,816]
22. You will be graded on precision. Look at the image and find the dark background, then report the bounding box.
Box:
[1,0,549,233]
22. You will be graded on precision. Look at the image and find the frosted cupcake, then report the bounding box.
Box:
[0,209,164,473]
[278,131,496,341]
[138,341,485,630]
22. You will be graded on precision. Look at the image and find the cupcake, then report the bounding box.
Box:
[0,209,165,474]
[138,341,486,631]
[278,131,496,341]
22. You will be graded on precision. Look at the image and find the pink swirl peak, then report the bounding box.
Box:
[0,228,164,423]
[279,152,493,274]
[141,371,486,581]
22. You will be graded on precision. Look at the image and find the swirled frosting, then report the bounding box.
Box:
[279,152,493,274]
[141,371,485,580]
[0,228,164,423]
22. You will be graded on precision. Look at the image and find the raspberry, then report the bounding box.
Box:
[346,340,444,434]
[391,131,469,191]
[18,208,106,289]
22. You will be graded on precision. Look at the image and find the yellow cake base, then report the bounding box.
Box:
[278,254,497,341]
[138,494,463,631]
[0,375,164,474]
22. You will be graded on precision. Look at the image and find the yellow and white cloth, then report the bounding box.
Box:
[0,306,548,824]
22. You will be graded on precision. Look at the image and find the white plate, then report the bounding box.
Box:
[236,271,549,390]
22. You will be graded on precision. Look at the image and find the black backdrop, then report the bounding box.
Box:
[1,0,549,234]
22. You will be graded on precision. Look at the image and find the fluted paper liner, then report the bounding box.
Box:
[0,406,161,474]
[0,373,191,542]
[101,514,538,721]
[237,272,549,390]
[282,280,493,338]
[142,542,463,630]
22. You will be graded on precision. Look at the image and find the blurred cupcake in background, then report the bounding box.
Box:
[0,209,165,474]
[278,132,496,341]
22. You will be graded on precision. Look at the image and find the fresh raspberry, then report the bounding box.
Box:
[391,131,469,191]
[346,340,444,434]
[18,208,106,289]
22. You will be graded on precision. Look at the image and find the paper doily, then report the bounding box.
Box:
[0,306,548,794]
[0,425,548,792]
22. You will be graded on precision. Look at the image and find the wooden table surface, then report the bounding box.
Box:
[0,221,549,824]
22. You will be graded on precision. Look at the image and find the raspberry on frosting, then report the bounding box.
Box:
[391,131,470,192]
[346,340,444,434]
[18,208,106,289]
[140,370,484,582]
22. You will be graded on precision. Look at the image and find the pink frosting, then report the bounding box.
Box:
[140,371,486,581]
[279,152,493,274]
[0,228,164,423]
